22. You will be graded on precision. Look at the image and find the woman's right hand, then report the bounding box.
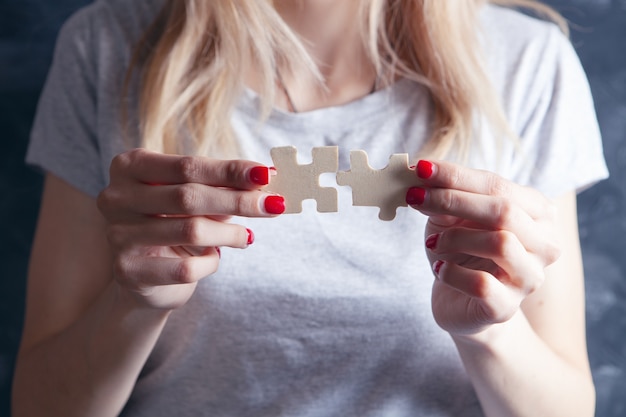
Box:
[97,148,284,310]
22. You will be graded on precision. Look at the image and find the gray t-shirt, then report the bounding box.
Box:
[26,0,608,416]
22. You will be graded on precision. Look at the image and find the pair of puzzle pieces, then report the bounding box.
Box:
[265,146,418,221]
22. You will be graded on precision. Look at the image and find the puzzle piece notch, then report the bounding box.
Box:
[266,146,339,214]
[336,150,418,221]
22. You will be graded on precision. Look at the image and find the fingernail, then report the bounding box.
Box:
[269,167,277,176]
[425,233,439,250]
[264,195,286,215]
[433,260,444,276]
[250,166,270,186]
[215,247,221,258]
[246,228,255,245]
[417,160,434,179]
[406,187,426,205]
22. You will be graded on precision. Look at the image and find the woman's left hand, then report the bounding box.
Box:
[406,160,562,338]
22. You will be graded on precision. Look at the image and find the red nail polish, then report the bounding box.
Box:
[417,160,434,179]
[433,260,444,275]
[406,187,426,205]
[264,195,286,214]
[425,234,439,250]
[250,166,270,186]
[246,228,255,245]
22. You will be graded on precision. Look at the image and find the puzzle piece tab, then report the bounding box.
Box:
[336,150,418,221]
[266,146,339,213]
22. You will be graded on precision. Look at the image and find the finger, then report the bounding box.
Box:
[103,184,285,218]
[115,253,220,287]
[432,261,522,324]
[110,148,271,190]
[426,228,546,293]
[418,187,532,232]
[415,160,553,220]
[107,217,254,250]
[414,188,558,257]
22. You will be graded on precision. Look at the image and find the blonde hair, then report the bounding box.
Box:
[128,0,567,159]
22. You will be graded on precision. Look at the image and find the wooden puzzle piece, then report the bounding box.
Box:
[336,150,418,221]
[266,146,339,213]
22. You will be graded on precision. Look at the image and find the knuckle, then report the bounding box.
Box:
[486,305,515,325]
[113,254,135,284]
[437,189,457,213]
[223,160,242,184]
[494,199,516,228]
[486,173,511,197]
[96,188,123,216]
[176,156,202,183]
[180,218,204,245]
[110,152,130,173]
[472,273,493,300]
[490,230,518,258]
[175,184,202,213]
[96,187,129,221]
[524,267,546,294]
[475,294,517,324]
[531,275,546,294]
[204,257,220,276]
[172,259,198,284]
[446,166,463,188]
[544,241,562,265]
[111,149,143,173]
[96,188,112,214]
[233,193,255,216]
[128,148,148,160]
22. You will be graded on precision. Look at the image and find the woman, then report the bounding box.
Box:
[13,0,608,416]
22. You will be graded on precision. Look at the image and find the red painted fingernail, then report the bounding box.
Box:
[433,260,444,276]
[406,187,426,205]
[246,228,255,245]
[264,195,286,214]
[250,166,270,186]
[425,233,439,250]
[417,160,434,179]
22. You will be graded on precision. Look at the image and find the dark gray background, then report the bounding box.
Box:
[0,1,624,416]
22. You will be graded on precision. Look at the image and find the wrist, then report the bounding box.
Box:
[111,281,174,318]
[450,309,527,350]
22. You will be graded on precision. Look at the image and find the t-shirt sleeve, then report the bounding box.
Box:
[26,7,106,198]
[512,26,609,198]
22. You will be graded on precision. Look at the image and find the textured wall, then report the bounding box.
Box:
[0,1,624,416]
[555,1,626,415]
[0,1,95,414]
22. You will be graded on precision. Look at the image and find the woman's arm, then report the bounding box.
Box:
[409,160,595,417]
[453,192,594,416]
[12,174,170,417]
[13,150,282,417]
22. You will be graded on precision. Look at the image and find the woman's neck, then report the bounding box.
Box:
[270,0,378,112]
[275,0,360,63]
